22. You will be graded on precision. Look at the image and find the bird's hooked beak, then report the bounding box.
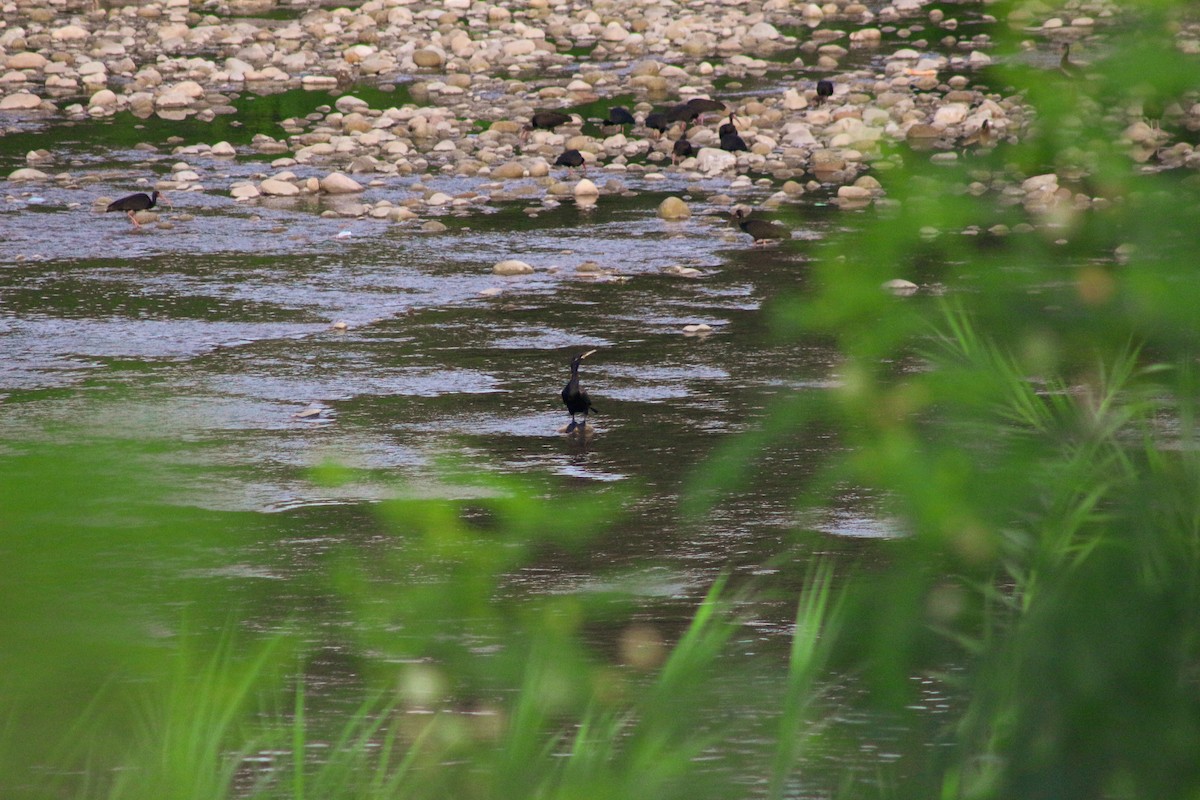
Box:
[579,349,598,360]
[159,191,174,209]
[728,113,740,129]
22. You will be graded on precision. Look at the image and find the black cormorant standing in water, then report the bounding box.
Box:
[106,190,171,228]
[561,349,597,433]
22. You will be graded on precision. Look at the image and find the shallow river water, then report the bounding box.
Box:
[0,5,1017,792]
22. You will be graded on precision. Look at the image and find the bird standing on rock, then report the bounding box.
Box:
[561,349,598,434]
[732,207,790,245]
[106,190,171,228]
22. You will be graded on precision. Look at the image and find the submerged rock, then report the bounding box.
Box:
[657,196,691,220]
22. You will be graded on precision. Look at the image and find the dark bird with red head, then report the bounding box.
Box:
[561,349,598,434]
[106,190,171,228]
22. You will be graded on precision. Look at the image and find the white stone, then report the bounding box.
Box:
[260,178,299,196]
[8,167,48,180]
[503,40,535,57]
[7,52,47,70]
[602,22,629,42]
[52,25,89,41]
[932,103,969,127]
[574,178,600,197]
[88,89,118,108]
[783,89,808,110]
[748,22,781,40]
[1021,173,1058,193]
[155,91,191,109]
[694,147,737,173]
[493,259,534,275]
[0,91,42,110]
[319,171,364,194]
[883,279,918,296]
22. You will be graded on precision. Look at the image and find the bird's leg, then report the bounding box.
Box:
[127,210,141,228]
[566,413,577,433]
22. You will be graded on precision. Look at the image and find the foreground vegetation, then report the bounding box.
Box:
[5,2,1200,798]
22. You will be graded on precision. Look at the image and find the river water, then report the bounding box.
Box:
[0,6,1009,794]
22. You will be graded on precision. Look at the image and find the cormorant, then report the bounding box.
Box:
[561,349,598,433]
[1059,44,1079,78]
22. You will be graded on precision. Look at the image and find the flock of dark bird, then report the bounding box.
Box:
[522,83,843,247]
[539,88,839,433]
[106,87,829,431]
